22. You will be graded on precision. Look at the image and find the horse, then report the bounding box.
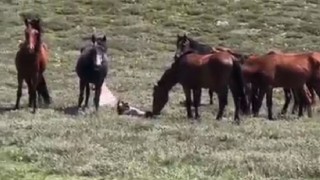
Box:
[248,51,316,117]
[175,34,215,105]
[175,34,253,108]
[150,50,249,124]
[76,33,108,111]
[241,51,320,120]
[15,17,52,113]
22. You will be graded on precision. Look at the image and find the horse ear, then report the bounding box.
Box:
[24,18,29,26]
[91,34,96,44]
[102,35,107,42]
[183,33,187,38]
[34,18,40,25]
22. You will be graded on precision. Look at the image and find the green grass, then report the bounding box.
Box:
[1,0,320,179]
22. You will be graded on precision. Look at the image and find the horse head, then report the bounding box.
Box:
[175,33,193,59]
[23,18,41,53]
[90,34,108,70]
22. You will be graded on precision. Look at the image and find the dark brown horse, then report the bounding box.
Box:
[175,34,249,106]
[150,50,249,124]
[242,51,320,120]
[15,17,51,113]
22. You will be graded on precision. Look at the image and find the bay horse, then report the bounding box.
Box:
[150,50,249,124]
[76,33,108,111]
[175,34,253,109]
[242,51,320,120]
[15,17,52,113]
[175,34,214,105]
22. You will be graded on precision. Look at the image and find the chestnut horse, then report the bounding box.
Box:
[15,18,51,113]
[150,50,249,124]
[242,51,320,120]
[248,51,316,116]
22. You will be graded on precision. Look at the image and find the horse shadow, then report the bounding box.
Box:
[0,105,15,115]
[55,106,80,116]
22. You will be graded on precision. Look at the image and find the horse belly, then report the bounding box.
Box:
[200,65,230,90]
[273,66,310,88]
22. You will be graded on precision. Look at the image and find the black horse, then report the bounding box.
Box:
[76,34,108,111]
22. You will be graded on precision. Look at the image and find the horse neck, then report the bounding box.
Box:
[34,32,42,53]
[189,39,212,53]
[157,64,179,91]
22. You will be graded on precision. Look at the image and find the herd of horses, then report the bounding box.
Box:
[13,17,320,125]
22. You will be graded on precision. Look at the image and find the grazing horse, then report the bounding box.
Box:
[15,17,52,113]
[150,50,249,124]
[175,34,215,104]
[76,34,108,111]
[175,34,252,106]
[242,51,320,120]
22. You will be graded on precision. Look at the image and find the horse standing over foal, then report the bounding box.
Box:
[15,17,52,113]
[150,50,249,124]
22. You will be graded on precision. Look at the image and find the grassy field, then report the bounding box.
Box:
[1,0,320,179]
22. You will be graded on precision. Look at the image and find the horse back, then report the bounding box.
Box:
[246,52,314,87]
[180,52,234,89]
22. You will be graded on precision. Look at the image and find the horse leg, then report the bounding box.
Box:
[26,79,33,108]
[281,88,291,115]
[244,83,252,115]
[291,89,299,114]
[306,82,316,105]
[299,85,314,118]
[84,83,90,108]
[78,79,85,109]
[183,87,193,119]
[193,88,201,121]
[251,86,259,116]
[93,83,102,111]
[216,87,228,120]
[230,84,242,124]
[14,74,23,110]
[266,87,274,120]
[208,89,213,105]
[252,87,266,117]
[37,73,51,105]
[31,75,39,113]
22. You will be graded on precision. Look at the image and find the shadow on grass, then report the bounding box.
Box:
[178,101,213,107]
[55,106,80,116]
[0,106,15,114]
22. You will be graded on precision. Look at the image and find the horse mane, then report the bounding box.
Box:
[157,60,179,89]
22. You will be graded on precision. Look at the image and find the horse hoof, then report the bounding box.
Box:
[268,117,275,121]
[145,111,153,118]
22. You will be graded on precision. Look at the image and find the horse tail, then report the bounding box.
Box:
[231,59,249,114]
[37,74,52,105]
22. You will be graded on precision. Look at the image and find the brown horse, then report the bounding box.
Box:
[242,51,320,120]
[174,34,250,105]
[15,17,51,113]
[247,51,316,116]
[150,50,249,124]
